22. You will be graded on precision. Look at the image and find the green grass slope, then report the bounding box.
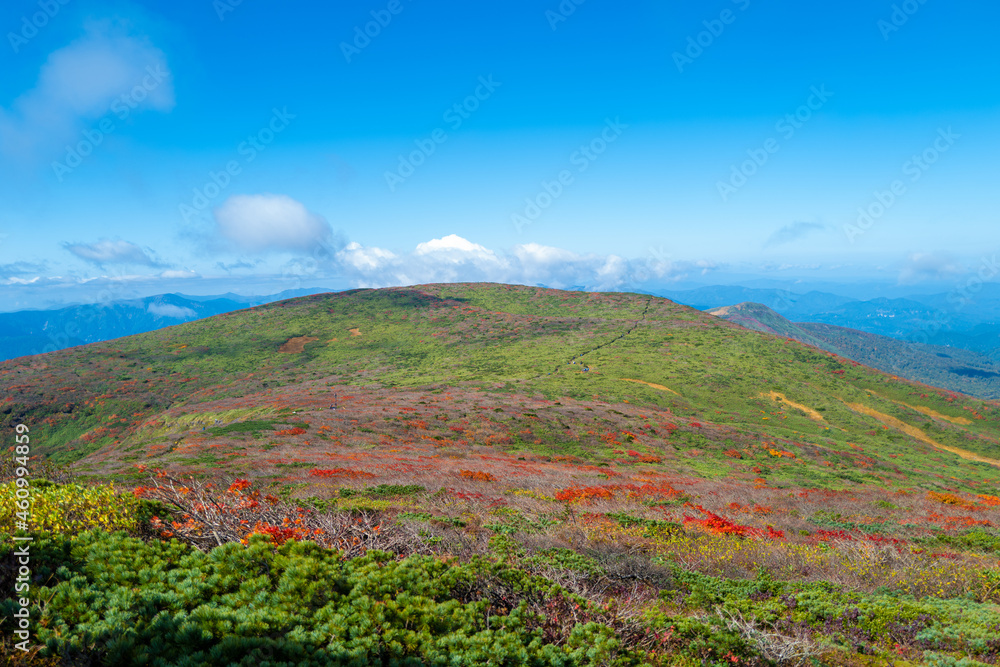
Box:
[2,283,998,493]
[706,302,838,352]
[5,284,1000,667]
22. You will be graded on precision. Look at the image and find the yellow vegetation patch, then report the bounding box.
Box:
[621,378,680,396]
[906,404,971,425]
[761,392,826,422]
[348,328,362,336]
[278,336,318,353]
[865,392,972,425]
[843,401,1000,467]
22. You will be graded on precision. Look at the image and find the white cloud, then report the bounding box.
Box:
[214,194,333,253]
[63,239,163,266]
[148,303,196,319]
[898,252,962,284]
[414,234,496,261]
[0,261,46,279]
[160,269,198,279]
[335,235,686,290]
[338,242,396,272]
[514,242,578,266]
[0,19,174,162]
[695,259,717,275]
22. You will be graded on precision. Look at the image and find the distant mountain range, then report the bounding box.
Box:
[657,285,1000,356]
[708,302,1000,399]
[0,288,335,362]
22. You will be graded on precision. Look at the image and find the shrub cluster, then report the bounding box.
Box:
[0,480,138,536]
[2,531,680,666]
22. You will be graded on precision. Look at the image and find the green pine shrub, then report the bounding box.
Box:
[2,531,680,666]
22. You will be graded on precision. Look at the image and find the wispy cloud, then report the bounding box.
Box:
[897,252,962,284]
[763,221,827,249]
[63,239,164,267]
[216,259,263,273]
[0,261,46,279]
[147,302,196,318]
[0,19,174,164]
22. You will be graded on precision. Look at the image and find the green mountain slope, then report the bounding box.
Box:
[709,301,1000,399]
[3,284,999,492]
[706,302,837,351]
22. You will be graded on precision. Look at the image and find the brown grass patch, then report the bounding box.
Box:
[278,336,318,353]
[621,378,680,396]
[761,392,825,422]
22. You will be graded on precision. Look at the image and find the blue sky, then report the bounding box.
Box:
[0,0,998,310]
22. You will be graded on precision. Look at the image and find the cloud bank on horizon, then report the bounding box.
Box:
[336,233,680,292]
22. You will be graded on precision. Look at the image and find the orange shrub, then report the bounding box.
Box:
[927,491,977,510]
[555,482,682,503]
[555,486,614,502]
[459,470,496,482]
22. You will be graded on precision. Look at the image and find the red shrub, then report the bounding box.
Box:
[977,494,1000,507]
[683,505,750,537]
[683,505,783,540]
[555,486,614,502]
[227,479,251,493]
[308,468,375,479]
[248,522,309,546]
[814,529,853,541]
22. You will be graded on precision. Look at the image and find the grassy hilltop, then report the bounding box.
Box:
[3,284,1000,666]
[4,283,999,487]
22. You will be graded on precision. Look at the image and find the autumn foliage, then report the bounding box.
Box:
[459,470,497,482]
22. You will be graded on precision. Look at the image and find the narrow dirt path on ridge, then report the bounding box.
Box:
[549,296,653,375]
